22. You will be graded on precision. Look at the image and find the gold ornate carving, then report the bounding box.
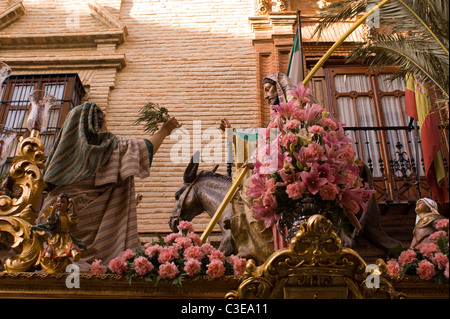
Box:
[1,130,46,272]
[226,214,405,299]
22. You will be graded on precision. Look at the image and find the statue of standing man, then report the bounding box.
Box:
[38,102,181,272]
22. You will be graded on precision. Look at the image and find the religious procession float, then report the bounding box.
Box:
[0,0,448,301]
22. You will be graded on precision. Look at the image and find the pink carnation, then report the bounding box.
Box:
[291,108,305,121]
[108,257,128,274]
[208,249,226,262]
[187,232,202,246]
[432,252,448,270]
[262,193,277,209]
[158,246,179,264]
[444,263,449,278]
[228,255,247,276]
[340,144,357,161]
[318,117,338,131]
[164,233,182,244]
[416,259,436,280]
[386,259,402,277]
[319,183,339,201]
[341,170,358,188]
[184,246,205,261]
[398,249,417,266]
[418,243,439,259]
[184,259,202,277]
[177,221,194,232]
[303,142,325,164]
[158,262,179,279]
[143,242,153,250]
[285,119,301,130]
[175,236,193,249]
[436,219,449,231]
[90,259,107,274]
[286,181,306,200]
[308,125,325,135]
[134,256,154,276]
[201,243,216,256]
[281,132,298,149]
[428,231,448,243]
[145,244,162,258]
[206,259,225,278]
[121,249,135,260]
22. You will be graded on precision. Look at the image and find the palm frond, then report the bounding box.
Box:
[134,102,170,134]
[314,0,449,100]
[347,33,449,98]
[368,0,449,55]
[312,0,366,40]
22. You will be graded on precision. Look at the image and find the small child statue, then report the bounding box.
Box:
[32,193,86,265]
[410,198,448,248]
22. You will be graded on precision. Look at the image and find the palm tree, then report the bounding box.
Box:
[313,0,449,105]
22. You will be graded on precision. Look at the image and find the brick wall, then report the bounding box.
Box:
[110,0,259,236]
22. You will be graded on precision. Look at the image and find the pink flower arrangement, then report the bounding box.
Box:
[247,82,375,231]
[386,222,449,286]
[91,222,247,288]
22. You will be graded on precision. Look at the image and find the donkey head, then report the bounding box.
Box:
[169,152,203,232]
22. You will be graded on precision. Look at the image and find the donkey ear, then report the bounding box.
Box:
[184,151,200,183]
[211,164,219,173]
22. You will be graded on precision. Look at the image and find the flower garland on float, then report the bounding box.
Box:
[90,221,246,287]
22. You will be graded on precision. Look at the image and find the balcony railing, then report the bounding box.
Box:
[344,124,449,206]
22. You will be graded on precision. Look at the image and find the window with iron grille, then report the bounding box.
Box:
[0,73,85,176]
[326,67,448,203]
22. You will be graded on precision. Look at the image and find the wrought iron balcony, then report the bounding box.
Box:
[344,124,449,209]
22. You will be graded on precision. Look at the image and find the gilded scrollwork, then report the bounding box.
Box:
[1,130,46,272]
[226,214,404,299]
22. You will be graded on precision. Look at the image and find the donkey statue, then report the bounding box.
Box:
[169,154,402,257]
[169,153,235,255]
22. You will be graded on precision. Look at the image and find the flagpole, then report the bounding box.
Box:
[200,0,392,243]
[413,119,422,198]
[296,9,305,82]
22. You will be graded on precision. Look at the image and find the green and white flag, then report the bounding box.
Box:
[286,23,304,84]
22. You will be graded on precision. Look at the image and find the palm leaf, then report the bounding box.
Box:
[367,0,449,55]
[312,0,366,40]
[134,102,170,134]
[347,33,449,98]
[313,0,449,101]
